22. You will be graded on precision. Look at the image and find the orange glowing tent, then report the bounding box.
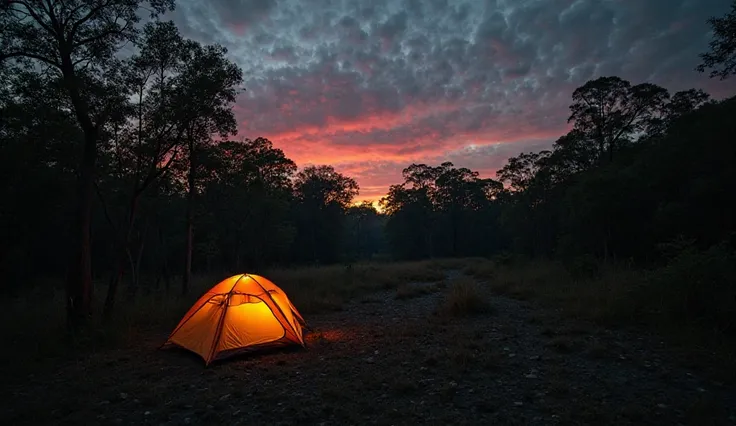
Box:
[162,274,306,365]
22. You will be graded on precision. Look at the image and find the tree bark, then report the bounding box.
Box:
[182,140,196,296]
[65,135,96,330]
[60,53,97,331]
[102,195,139,320]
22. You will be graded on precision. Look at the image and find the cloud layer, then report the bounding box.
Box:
[168,0,736,203]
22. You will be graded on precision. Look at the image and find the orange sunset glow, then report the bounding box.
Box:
[165,0,736,205]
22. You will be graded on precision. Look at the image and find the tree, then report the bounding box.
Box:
[697,0,736,79]
[198,137,297,270]
[0,70,80,295]
[382,162,505,259]
[568,76,669,163]
[96,20,191,318]
[496,151,551,192]
[173,41,243,295]
[293,165,359,263]
[1,0,175,329]
[343,201,386,261]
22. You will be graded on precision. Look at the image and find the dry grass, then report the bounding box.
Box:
[463,254,736,383]
[265,260,446,313]
[435,275,491,317]
[0,259,449,371]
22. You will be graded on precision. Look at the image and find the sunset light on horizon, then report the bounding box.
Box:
[165,0,736,205]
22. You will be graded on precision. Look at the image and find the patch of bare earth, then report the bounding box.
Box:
[3,271,736,425]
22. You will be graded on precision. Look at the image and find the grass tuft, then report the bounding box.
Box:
[435,275,491,317]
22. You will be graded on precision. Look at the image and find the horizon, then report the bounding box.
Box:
[164,0,736,205]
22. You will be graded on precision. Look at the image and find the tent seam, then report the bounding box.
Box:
[249,274,304,345]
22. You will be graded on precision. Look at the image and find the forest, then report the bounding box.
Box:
[1,0,735,335]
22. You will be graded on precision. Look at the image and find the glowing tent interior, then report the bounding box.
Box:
[162,274,307,365]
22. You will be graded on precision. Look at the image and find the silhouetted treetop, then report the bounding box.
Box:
[697,0,736,79]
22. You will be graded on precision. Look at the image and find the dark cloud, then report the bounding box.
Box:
[167,0,736,201]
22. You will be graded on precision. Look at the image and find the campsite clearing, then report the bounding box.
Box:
[2,267,735,425]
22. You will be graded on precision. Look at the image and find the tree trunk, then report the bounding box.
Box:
[60,51,99,331]
[103,195,140,320]
[126,219,148,300]
[103,247,125,321]
[451,211,459,257]
[183,142,196,296]
[159,226,171,295]
[65,137,95,330]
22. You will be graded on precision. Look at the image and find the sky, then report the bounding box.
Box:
[165,0,736,205]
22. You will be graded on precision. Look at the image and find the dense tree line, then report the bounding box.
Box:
[1,0,735,327]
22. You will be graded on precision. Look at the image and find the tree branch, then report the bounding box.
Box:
[0,50,62,69]
[68,0,113,40]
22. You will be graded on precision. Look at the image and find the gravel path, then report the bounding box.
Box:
[3,270,735,425]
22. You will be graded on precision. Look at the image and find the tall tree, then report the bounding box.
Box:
[0,0,175,329]
[293,165,359,263]
[96,20,190,318]
[697,0,736,79]
[198,137,297,270]
[496,151,551,192]
[568,76,669,163]
[174,42,243,295]
[0,70,81,294]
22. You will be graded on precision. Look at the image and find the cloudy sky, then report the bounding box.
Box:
[166,0,736,204]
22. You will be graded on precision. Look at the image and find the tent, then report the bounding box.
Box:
[162,273,306,365]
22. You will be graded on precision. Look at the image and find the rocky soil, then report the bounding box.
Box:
[2,271,735,425]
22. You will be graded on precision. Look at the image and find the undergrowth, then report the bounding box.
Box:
[0,259,448,372]
[463,244,736,381]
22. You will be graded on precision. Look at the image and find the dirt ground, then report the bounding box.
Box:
[2,271,735,425]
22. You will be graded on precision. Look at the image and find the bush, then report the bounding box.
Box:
[642,243,736,334]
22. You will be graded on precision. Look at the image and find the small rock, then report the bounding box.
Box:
[514,401,524,406]
[697,387,706,393]
[144,411,151,416]
[525,374,538,379]
[657,404,667,409]
[365,357,375,363]
[219,394,231,401]
[119,393,128,400]
[184,418,191,424]
[508,353,516,358]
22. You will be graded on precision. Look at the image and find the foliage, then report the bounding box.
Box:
[380,162,505,259]
[697,0,736,79]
